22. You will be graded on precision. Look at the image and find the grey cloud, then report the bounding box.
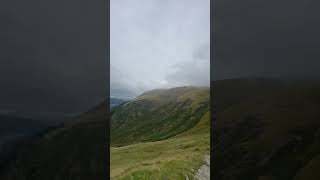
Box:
[110,66,139,98]
[111,0,210,98]
[166,43,210,87]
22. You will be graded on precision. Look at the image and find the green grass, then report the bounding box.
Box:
[110,111,210,180]
[111,87,210,146]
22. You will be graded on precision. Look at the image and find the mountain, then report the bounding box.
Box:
[0,115,42,136]
[110,98,126,109]
[0,86,210,180]
[213,78,320,180]
[0,102,108,180]
[0,115,51,146]
[111,86,209,146]
[110,86,210,179]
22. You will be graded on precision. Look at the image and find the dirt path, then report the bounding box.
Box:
[194,155,210,180]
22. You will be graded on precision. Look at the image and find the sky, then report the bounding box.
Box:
[213,0,320,81]
[2,0,320,117]
[111,0,210,99]
[0,0,107,118]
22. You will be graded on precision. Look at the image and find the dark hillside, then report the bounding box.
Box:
[213,78,320,180]
[0,103,108,180]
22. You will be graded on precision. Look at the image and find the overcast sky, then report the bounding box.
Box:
[0,0,107,118]
[111,0,210,99]
[213,0,320,81]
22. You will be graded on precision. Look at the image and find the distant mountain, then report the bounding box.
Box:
[110,98,126,108]
[0,115,51,146]
[213,78,320,180]
[0,115,49,136]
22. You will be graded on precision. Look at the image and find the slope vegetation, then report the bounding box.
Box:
[110,87,210,179]
[111,86,209,146]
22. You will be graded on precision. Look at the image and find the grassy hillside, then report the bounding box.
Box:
[0,86,210,180]
[0,102,108,180]
[111,111,210,180]
[111,86,209,146]
[110,87,210,179]
[213,78,320,180]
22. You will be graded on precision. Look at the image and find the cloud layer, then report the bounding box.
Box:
[111,0,210,98]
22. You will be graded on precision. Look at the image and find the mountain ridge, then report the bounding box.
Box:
[111,86,210,146]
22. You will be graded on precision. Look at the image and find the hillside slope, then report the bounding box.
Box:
[213,78,320,180]
[110,87,210,179]
[111,110,210,180]
[0,102,108,180]
[111,86,210,146]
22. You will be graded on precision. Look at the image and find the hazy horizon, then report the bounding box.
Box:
[110,85,210,100]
